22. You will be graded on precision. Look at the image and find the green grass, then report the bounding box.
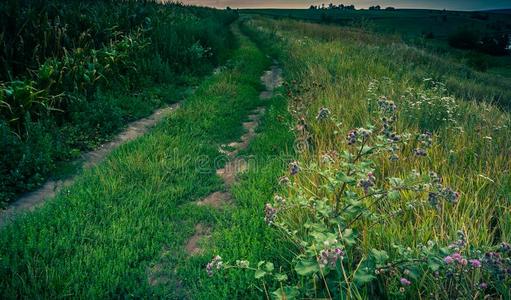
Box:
[0,24,280,298]
[0,1,238,205]
[176,82,296,299]
[2,9,511,299]
[242,8,511,78]
[241,8,511,38]
[231,16,511,298]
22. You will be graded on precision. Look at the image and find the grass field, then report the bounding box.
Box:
[242,8,511,79]
[241,8,511,38]
[1,3,511,300]
[0,24,278,298]
[0,0,237,205]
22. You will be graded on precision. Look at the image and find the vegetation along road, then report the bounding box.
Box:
[1,1,511,299]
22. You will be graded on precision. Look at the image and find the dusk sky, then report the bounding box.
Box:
[179,0,511,10]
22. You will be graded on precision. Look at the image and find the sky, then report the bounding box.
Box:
[178,0,511,10]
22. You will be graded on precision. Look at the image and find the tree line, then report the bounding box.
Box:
[309,3,396,10]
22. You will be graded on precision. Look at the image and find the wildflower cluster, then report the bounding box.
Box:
[210,82,509,299]
[316,107,331,121]
[443,252,468,266]
[403,79,459,131]
[414,131,433,157]
[377,96,397,115]
[427,171,460,208]
[346,128,371,145]
[358,172,376,194]
[264,203,277,225]
[482,251,511,279]
[289,161,300,176]
[317,248,344,268]
[347,129,358,145]
[374,96,405,161]
[206,255,223,277]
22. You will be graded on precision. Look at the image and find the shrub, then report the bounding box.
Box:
[479,34,510,56]
[448,28,509,56]
[448,28,480,50]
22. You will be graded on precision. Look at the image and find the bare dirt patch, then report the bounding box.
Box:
[194,65,282,210]
[196,191,232,208]
[216,157,249,186]
[260,64,283,99]
[179,64,283,292]
[185,224,212,256]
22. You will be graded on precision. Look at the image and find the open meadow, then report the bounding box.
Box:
[1,1,510,299]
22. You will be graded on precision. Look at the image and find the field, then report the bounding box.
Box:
[243,8,511,78]
[1,2,511,299]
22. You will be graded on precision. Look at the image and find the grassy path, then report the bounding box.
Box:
[0,25,290,299]
[0,103,181,227]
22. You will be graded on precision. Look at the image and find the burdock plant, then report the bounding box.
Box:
[208,94,509,299]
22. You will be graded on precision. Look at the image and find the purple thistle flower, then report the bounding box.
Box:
[347,129,358,145]
[317,247,344,268]
[400,277,412,286]
[460,258,468,266]
[264,203,277,225]
[358,172,376,194]
[413,148,427,157]
[451,252,462,262]
[469,259,482,268]
[289,161,300,176]
[444,255,454,264]
[316,107,331,121]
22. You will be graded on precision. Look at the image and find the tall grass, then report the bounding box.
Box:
[220,17,511,299]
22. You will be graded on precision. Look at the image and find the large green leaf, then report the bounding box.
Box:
[272,286,299,300]
[294,258,319,276]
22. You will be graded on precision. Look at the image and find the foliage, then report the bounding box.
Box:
[0,27,269,298]
[448,28,510,56]
[0,0,238,204]
[206,17,511,299]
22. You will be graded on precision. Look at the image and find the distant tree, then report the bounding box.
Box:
[385,6,395,10]
[309,5,317,9]
[369,5,381,10]
[226,6,231,10]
